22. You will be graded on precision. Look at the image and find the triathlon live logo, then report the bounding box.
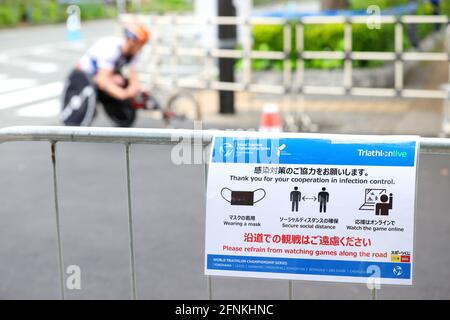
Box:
[358,149,408,158]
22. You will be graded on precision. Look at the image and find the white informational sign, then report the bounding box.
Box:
[204,133,419,285]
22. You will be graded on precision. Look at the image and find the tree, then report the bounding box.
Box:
[321,0,349,10]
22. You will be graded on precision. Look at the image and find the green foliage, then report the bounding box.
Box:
[138,0,193,13]
[443,1,450,16]
[352,24,397,52]
[45,0,62,23]
[303,24,343,69]
[249,0,447,70]
[30,0,43,24]
[0,4,18,26]
[0,0,116,27]
[349,0,409,10]
[0,0,185,26]
[415,2,434,40]
[251,22,403,70]
[79,3,106,20]
[252,24,284,51]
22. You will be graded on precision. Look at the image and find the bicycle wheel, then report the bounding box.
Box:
[60,70,97,126]
[165,91,201,127]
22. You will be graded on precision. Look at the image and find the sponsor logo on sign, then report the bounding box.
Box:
[401,255,411,263]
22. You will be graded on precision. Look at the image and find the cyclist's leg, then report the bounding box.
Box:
[97,88,136,127]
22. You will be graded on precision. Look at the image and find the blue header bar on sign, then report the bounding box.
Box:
[207,254,411,280]
[211,136,417,167]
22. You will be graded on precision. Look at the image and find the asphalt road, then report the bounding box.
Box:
[0,21,450,300]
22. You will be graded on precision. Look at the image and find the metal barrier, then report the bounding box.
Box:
[119,13,450,135]
[1,125,450,299]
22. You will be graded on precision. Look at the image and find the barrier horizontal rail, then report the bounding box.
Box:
[1,126,450,154]
[122,14,450,25]
[0,126,212,145]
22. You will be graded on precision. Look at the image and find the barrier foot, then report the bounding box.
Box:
[207,276,213,300]
[440,84,450,138]
[288,280,294,300]
[371,287,378,300]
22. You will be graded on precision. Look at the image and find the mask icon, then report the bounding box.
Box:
[220,187,266,206]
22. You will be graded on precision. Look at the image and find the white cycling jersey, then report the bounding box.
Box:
[77,37,141,76]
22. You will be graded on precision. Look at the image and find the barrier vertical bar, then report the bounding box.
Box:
[443,24,450,137]
[294,20,315,132]
[283,22,292,93]
[171,15,178,89]
[243,18,251,89]
[242,17,252,113]
[283,21,292,116]
[295,21,304,93]
[206,18,215,92]
[153,16,162,90]
[295,21,305,123]
[447,23,450,85]
[51,142,65,300]
[442,84,450,137]
[148,15,158,91]
[395,20,404,94]
[288,280,293,300]
[343,19,353,92]
[125,143,138,300]
[203,144,213,300]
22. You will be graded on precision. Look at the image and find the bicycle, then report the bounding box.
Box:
[128,88,202,128]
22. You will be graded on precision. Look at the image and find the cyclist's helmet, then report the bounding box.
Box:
[124,23,150,44]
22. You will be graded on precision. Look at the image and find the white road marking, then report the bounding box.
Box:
[28,46,53,55]
[0,45,76,64]
[0,78,37,94]
[16,99,60,118]
[54,41,89,52]
[1,40,92,56]
[0,54,59,74]
[23,60,60,74]
[0,82,63,110]
[0,39,96,75]
[27,46,78,61]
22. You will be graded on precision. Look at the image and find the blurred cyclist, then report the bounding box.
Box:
[61,23,152,127]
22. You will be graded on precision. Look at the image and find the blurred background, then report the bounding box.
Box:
[0,0,450,300]
[0,0,449,134]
